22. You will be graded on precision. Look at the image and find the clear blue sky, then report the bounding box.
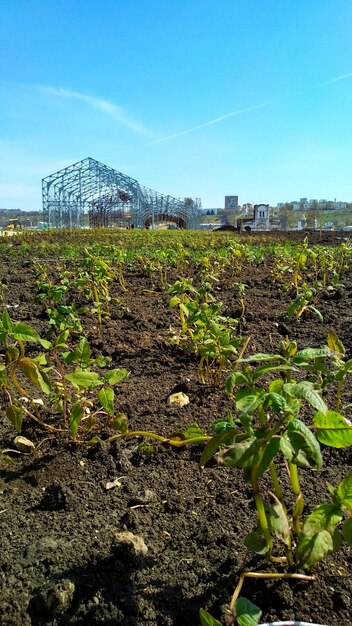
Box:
[1,0,352,211]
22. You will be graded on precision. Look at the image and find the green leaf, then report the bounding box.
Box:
[236,388,264,416]
[169,295,180,308]
[65,370,101,389]
[75,337,90,364]
[70,403,84,440]
[57,305,73,316]
[199,608,222,626]
[307,305,324,322]
[137,442,154,456]
[343,358,352,372]
[342,519,352,547]
[314,410,352,448]
[199,429,237,468]
[244,529,269,555]
[18,358,51,394]
[94,354,111,368]
[13,322,50,348]
[297,504,343,568]
[327,329,345,357]
[280,419,322,469]
[238,353,284,363]
[268,501,290,546]
[54,330,70,348]
[179,302,189,316]
[256,436,281,477]
[236,596,262,626]
[220,437,260,469]
[226,371,248,395]
[182,423,205,439]
[98,387,114,415]
[6,405,23,432]
[300,503,343,537]
[210,414,235,435]
[262,391,287,413]
[269,378,284,394]
[283,381,327,414]
[252,364,294,380]
[285,297,301,320]
[103,368,129,386]
[336,473,352,511]
[110,412,128,433]
[39,338,51,349]
[2,310,13,332]
[294,346,332,363]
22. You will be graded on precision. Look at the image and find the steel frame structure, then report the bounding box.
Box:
[42,157,202,229]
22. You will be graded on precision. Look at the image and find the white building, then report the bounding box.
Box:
[237,204,270,231]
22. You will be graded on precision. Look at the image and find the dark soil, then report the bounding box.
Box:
[0,232,351,626]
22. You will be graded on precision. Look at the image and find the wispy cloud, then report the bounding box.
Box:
[138,102,269,148]
[39,86,152,136]
[322,71,352,85]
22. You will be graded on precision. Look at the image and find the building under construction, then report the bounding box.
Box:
[42,157,202,229]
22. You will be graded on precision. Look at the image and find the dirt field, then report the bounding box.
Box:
[0,230,351,625]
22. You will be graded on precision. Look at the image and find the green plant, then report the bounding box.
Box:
[200,342,352,569]
[35,268,82,335]
[284,284,323,322]
[169,279,245,384]
[75,248,114,333]
[0,310,52,431]
[0,311,130,440]
[234,282,247,327]
[48,334,130,440]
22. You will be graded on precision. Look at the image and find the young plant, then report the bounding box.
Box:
[50,335,130,441]
[234,282,247,328]
[35,269,82,335]
[0,312,130,441]
[200,343,352,569]
[169,279,245,384]
[75,248,114,333]
[284,284,323,322]
[0,310,52,432]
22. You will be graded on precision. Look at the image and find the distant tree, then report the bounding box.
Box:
[279,202,292,230]
[306,201,319,228]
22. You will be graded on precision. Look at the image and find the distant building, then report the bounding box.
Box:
[237,204,270,231]
[224,195,238,210]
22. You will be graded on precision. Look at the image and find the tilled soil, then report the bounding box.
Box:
[0,233,351,625]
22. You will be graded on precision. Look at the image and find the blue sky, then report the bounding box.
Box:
[1,0,352,210]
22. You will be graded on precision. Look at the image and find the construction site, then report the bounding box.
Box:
[42,157,202,230]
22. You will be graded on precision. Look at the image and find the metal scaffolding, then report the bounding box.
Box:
[42,157,202,229]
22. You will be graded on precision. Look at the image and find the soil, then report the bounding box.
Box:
[0,231,351,626]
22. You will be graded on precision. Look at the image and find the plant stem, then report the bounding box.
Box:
[269,461,284,502]
[289,462,304,535]
[106,431,212,447]
[251,467,273,554]
[229,571,314,617]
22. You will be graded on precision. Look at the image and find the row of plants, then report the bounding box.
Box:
[1,303,352,624]
[1,229,352,625]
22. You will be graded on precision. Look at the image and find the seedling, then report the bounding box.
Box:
[200,342,352,569]
[75,248,114,333]
[169,279,246,384]
[284,284,323,322]
[35,268,82,335]
[0,310,52,432]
